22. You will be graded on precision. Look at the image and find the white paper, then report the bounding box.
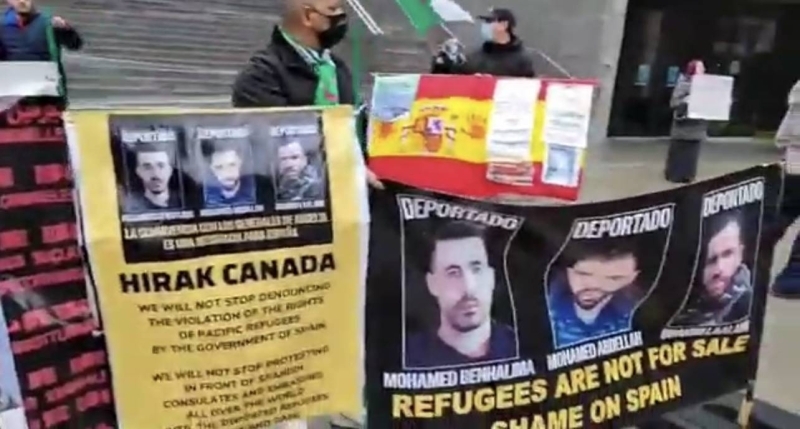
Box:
[0,62,59,98]
[485,79,540,159]
[786,146,800,175]
[542,83,593,148]
[687,74,733,121]
[485,79,540,186]
[542,144,581,187]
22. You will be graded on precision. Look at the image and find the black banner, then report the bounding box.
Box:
[106,112,332,263]
[0,97,117,429]
[366,165,782,428]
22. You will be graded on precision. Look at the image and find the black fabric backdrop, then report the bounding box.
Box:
[366,165,782,428]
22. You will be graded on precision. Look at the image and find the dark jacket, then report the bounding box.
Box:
[232,26,369,155]
[405,322,517,368]
[232,26,356,108]
[0,7,83,98]
[431,36,535,78]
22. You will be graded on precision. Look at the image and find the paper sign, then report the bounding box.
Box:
[542,83,593,148]
[485,79,540,186]
[0,62,59,98]
[687,74,734,121]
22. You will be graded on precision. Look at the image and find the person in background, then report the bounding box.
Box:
[664,59,707,184]
[231,0,381,189]
[771,79,800,299]
[0,0,83,99]
[431,7,535,78]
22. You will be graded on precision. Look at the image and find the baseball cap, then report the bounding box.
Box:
[478,7,516,29]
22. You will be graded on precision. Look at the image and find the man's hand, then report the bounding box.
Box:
[51,16,69,29]
[367,168,384,189]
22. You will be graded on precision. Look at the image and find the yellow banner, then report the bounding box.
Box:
[68,106,367,428]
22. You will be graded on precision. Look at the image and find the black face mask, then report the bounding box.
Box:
[317,13,348,49]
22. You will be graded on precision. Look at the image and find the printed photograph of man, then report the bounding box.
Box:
[405,221,518,368]
[275,138,325,203]
[547,239,646,349]
[670,211,753,327]
[543,144,580,187]
[123,142,181,212]
[201,140,255,207]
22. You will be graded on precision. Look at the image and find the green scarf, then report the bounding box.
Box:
[280,28,339,106]
[37,8,66,98]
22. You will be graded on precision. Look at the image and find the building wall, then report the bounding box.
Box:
[463,0,630,143]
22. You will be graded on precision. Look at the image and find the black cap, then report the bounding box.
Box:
[478,7,516,30]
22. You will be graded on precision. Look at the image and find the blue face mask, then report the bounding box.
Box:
[480,22,494,41]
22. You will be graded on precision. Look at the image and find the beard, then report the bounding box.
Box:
[446,296,487,333]
[574,289,612,310]
[704,274,731,298]
[221,179,240,191]
[146,181,166,194]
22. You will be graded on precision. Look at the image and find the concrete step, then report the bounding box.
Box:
[73,27,270,53]
[64,59,238,79]
[63,15,272,38]
[62,5,278,21]
[67,71,234,87]
[45,0,426,106]
[68,82,224,96]
[75,46,249,68]
[69,94,230,109]
[57,0,283,13]
[80,43,253,62]
[75,32,262,53]
[65,13,276,36]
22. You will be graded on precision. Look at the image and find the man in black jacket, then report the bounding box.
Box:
[232,0,381,188]
[432,8,535,78]
[232,0,352,108]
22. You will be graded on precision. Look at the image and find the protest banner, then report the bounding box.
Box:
[367,74,596,201]
[0,63,117,429]
[68,106,369,428]
[365,165,781,428]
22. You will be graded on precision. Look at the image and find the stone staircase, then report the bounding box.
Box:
[46,0,431,108]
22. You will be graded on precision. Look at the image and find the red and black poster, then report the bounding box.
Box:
[0,88,117,428]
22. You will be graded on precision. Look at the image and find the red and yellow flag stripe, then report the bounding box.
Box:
[368,75,597,201]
